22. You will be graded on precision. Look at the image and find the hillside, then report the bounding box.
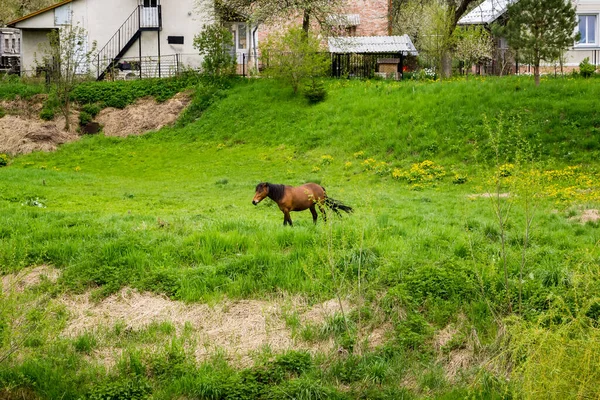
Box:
[1,76,599,399]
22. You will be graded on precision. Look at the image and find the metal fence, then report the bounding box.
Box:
[98,52,255,80]
[330,52,406,79]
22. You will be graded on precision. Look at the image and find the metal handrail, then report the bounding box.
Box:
[96,5,168,79]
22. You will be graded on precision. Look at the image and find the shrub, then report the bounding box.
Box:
[193,24,236,78]
[81,103,102,117]
[40,107,55,121]
[580,57,596,78]
[260,27,330,94]
[0,153,9,167]
[87,377,152,400]
[78,111,92,126]
[304,80,327,103]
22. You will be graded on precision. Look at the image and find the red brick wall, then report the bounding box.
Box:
[256,0,391,43]
[345,0,390,36]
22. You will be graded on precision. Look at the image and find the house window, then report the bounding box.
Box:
[4,39,8,51]
[345,26,357,36]
[11,39,15,50]
[143,0,158,7]
[238,24,247,50]
[579,15,596,45]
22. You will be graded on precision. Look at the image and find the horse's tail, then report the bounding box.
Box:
[324,197,353,216]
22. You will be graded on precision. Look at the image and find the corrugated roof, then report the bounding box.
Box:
[7,0,74,27]
[458,0,516,25]
[328,35,418,55]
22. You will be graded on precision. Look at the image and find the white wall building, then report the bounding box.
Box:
[459,0,600,69]
[8,0,257,79]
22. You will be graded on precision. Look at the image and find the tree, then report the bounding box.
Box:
[454,25,493,78]
[418,1,456,76]
[216,0,347,35]
[499,0,578,86]
[36,23,97,131]
[193,24,236,77]
[260,27,330,93]
[0,0,58,25]
[391,0,480,78]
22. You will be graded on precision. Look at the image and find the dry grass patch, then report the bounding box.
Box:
[96,92,191,137]
[570,209,600,224]
[55,289,384,368]
[0,115,79,155]
[1,265,61,293]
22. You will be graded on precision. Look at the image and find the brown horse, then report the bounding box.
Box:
[252,182,353,226]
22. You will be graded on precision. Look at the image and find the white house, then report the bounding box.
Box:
[458,0,600,69]
[8,0,256,79]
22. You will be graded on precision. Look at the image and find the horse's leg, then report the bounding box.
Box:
[318,203,327,223]
[283,210,293,226]
[310,205,318,224]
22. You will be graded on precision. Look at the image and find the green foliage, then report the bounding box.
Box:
[39,107,55,121]
[453,26,493,76]
[72,74,198,107]
[260,27,330,93]
[0,106,5,118]
[0,77,44,100]
[73,332,98,354]
[498,0,578,85]
[78,111,92,126]
[579,57,597,78]
[36,23,97,130]
[193,24,236,78]
[0,153,8,167]
[81,103,102,117]
[87,377,152,400]
[303,79,327,103]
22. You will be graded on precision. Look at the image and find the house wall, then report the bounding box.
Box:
[16,0,211,75]
[345,0,390,36]
[121,0,206,70]
[256,0,391,44]
[20,30,53,74]
[566,0,600,66]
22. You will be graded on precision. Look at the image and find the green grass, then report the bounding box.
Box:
[0,77,44,100]
[1,75,600,399]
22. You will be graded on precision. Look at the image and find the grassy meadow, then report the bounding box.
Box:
[1,75,600,399]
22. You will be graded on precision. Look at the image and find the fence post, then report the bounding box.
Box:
[243,53,246,77]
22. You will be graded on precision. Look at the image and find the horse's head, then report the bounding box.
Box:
[252,182,269,205]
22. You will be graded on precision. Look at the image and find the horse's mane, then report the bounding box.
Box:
[267,183,285,202]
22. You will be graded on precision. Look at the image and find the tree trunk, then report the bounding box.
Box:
[534,64,540,86]
[64,99,71,131]
[302,9,310,36]
[441,52,452,79]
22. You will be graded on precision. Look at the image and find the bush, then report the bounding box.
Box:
[193,24,236,78]
[260,27,330,94]
[40,107,55,121]
[87,377,152,400]
[0,153,9,167]
[580,57,596,78]
[72,75,198,107]
[81,103,102,117]
[78,111,92,126]
[303,80,327,104]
